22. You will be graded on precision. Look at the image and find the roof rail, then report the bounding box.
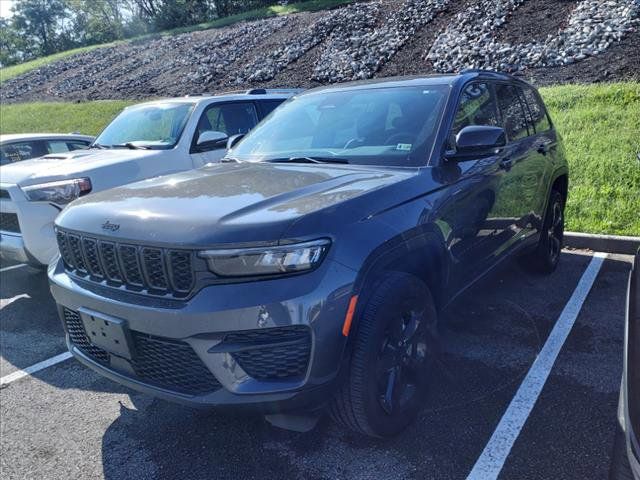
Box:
[459,68,511,77]
[245,88,305,95]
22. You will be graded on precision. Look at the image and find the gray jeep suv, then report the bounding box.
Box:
[49,71,568,437]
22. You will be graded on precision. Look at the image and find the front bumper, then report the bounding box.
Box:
[0,183,60,266]
[49,257,357,411]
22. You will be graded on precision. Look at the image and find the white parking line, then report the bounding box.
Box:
[0,263,27,273]
[0,352,73,386]
[466,252,607,480]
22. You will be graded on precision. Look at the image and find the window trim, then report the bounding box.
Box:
[190,100,259,154]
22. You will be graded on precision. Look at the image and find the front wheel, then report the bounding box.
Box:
[523,189,565,274]
[329,272,437,437]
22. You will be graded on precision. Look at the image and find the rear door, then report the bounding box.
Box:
[493,82,542,243]
[190,101,259,167]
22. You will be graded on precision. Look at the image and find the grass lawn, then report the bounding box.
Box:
[0,0,356,83]
[539,82,639,236]
[0,82,638,236]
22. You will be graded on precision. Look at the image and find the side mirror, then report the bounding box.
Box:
[196,130,228,150]
[448,126,506,158]
[227,133,245,150]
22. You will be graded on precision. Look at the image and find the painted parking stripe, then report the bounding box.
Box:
[466,252,607,480]
[0,352,73,386]
[0,263,27,273]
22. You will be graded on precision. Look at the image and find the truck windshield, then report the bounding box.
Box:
[94,102,194,150]
[231,85,449,167]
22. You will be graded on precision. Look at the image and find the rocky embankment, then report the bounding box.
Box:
[1,0,638,102]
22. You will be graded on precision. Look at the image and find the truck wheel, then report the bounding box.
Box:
[330,272,436,437]
[523,190,564,274]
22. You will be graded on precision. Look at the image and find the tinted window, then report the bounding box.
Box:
[259,100,285,118]
[0,141,46,164]
[231,86,449,167]
[67,141,91,151]
[47,140,71,153]
[452,82,499,137]
[496,84,530,141]
[198,102,258,138]
[522,86,551,133]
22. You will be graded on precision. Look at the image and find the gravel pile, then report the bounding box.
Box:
[0,0,637,102]
[312,0,450,82]
[428,0,639,72]
[237,2,380,83]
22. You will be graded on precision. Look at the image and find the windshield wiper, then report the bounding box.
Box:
[89,143,109,149]
[266,156,349,165]
[112,142,152,150]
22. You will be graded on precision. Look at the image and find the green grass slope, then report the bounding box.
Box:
[0,82,638,235]
[0,0,355,83]
[540,82,639,236]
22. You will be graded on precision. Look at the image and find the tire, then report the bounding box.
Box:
[329,272,437,437]
[523,189,565,274]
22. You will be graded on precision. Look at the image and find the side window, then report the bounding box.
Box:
[47,140,71,153]
[0,141,44,164]
[451,82,499,137]
[522,86,551,133]
[495,84,529,141]
[197,102,258,139]
[67,141,91,151]
[258,100,285,118]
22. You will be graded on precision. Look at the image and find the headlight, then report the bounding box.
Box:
[21,178,92,204]
[200,239,330,277]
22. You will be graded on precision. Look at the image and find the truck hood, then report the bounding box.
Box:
[56,162,416,246]
[0,149,161,186]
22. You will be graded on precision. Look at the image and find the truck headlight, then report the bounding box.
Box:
[21,178,92,205]
[200,239,330,277]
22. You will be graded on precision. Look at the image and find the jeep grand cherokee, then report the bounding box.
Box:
[49,71,568,437]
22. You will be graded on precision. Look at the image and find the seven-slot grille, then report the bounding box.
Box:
[0,212,20,233]
[56,229,194,297]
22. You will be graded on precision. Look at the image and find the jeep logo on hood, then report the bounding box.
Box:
[101,221,120,232]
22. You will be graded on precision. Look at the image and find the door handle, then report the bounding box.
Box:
[500,158,513,170]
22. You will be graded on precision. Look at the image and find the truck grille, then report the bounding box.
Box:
[224,326,312,380]
[0,212,20,233]
[56,229,194,298]
[63,308,221,395]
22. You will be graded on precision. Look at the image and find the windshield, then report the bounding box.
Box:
[231,85,449,167]
[94,102,194,149]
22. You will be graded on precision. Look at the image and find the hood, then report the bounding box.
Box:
[56,162,416,246]
[0,149,160,186]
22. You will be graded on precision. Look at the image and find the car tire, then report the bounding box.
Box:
[329,272,436,437]
[523,189,564,274]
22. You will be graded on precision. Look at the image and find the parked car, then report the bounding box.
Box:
[0,133,94,165]
[0,89,298,266]
[49,71,568,437]
[612,249,640,479]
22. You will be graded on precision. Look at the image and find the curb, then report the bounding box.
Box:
[564,232,640,255]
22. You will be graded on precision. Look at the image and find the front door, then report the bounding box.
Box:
[190,101,259,167]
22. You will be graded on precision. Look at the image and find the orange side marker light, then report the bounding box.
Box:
[342,295,359,337]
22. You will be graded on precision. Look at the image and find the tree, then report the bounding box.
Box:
[11,0,71,56]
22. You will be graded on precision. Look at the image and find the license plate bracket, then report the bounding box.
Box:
[79,309,134,359]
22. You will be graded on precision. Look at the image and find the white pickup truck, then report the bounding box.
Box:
[0,89,299,267]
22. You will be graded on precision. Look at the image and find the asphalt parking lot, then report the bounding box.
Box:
[0,249,632,480]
